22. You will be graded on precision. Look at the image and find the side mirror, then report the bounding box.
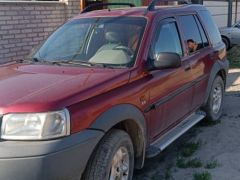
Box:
[148,52,181,70]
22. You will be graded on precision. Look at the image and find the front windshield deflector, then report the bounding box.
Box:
[32,17,146,68]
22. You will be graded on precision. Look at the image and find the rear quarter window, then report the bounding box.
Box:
[198,10,222,46]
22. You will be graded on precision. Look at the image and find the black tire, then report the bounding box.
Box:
[204,76,224,121]
[222,36,230,50]
[82,129,134,180]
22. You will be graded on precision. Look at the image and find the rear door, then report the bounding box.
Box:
[148,18,194,140]
[177,14,211,109]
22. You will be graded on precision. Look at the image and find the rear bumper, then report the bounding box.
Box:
[0,130,104,180]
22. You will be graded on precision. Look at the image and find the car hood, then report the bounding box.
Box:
[0,63,130,114]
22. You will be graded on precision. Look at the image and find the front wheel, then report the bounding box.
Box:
[204,76,224,121]
[82,129,134,180]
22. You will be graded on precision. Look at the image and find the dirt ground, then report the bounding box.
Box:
[133,69,240,180]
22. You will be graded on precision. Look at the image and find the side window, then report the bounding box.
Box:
[178,15,204,53]
[198,10,222,46]
[194,15,209,47]
[153,21,183,59]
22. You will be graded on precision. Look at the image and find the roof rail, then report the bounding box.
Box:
[147,0,190,11]
[81,2,135,14]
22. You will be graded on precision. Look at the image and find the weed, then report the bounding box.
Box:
[227,45,240,68]
[193,171,211,180]
[205,160,220,169]
[151,172,163,180]
[181,141,201,157]
[164,165,173,180]
[177,157,202,168]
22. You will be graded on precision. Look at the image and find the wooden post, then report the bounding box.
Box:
[80,0,85,10]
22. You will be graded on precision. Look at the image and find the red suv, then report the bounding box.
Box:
[0,1,229,180]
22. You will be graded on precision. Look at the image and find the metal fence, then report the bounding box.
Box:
[193,0,240,27]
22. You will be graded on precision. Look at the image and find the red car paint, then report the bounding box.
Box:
[0,5,225,145]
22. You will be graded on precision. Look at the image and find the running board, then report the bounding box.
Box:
[146,111,206,158]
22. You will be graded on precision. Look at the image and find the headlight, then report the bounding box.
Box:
[1,109,70,140]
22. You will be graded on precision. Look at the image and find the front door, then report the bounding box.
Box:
[148,18,193,140]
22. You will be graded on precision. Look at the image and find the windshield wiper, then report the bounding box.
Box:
[18,57,53,64]
[33,58,57,64]
[52,60,106,68]
[58,60,128,69]
[21,58,126,69]
[16,58,38,64]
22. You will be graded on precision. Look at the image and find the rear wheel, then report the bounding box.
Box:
[222,36,230,50]
[82,129,134,180]
[204,76,224,121]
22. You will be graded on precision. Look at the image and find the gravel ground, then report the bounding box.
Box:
[133,69,240,180]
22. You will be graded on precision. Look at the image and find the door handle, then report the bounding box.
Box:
[184,65,191,71]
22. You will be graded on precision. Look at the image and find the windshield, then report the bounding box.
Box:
[32,17,146,67]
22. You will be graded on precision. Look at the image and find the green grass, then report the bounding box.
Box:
[227,45,240,68]
[151,176,160,180]
[193,171,211,180]
[177,157,203,168]
[204,160,220,169]
[164,167,172,180]
[181,141,201,157]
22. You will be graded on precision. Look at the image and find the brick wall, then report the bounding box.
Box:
[0,1,80,63]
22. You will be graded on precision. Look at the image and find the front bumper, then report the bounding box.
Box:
[0,130,104,180]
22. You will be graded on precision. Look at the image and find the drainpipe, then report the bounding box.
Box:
[228,0,233,27]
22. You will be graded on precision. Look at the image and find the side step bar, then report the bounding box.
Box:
[146,111,206,158]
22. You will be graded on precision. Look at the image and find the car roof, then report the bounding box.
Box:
[73,4,207,19]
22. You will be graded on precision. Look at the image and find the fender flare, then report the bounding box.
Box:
[90,104,147,169]
[203,59,229,106]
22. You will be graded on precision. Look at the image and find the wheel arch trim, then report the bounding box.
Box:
[203,60,229,106]
[89,103,147,169]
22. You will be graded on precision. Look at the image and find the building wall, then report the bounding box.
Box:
[0,0,80,63]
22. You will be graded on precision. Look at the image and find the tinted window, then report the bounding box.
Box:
[195,15,209,47]
[178,15,204,53]
[153,22,183,58]
[199,10,222,46]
